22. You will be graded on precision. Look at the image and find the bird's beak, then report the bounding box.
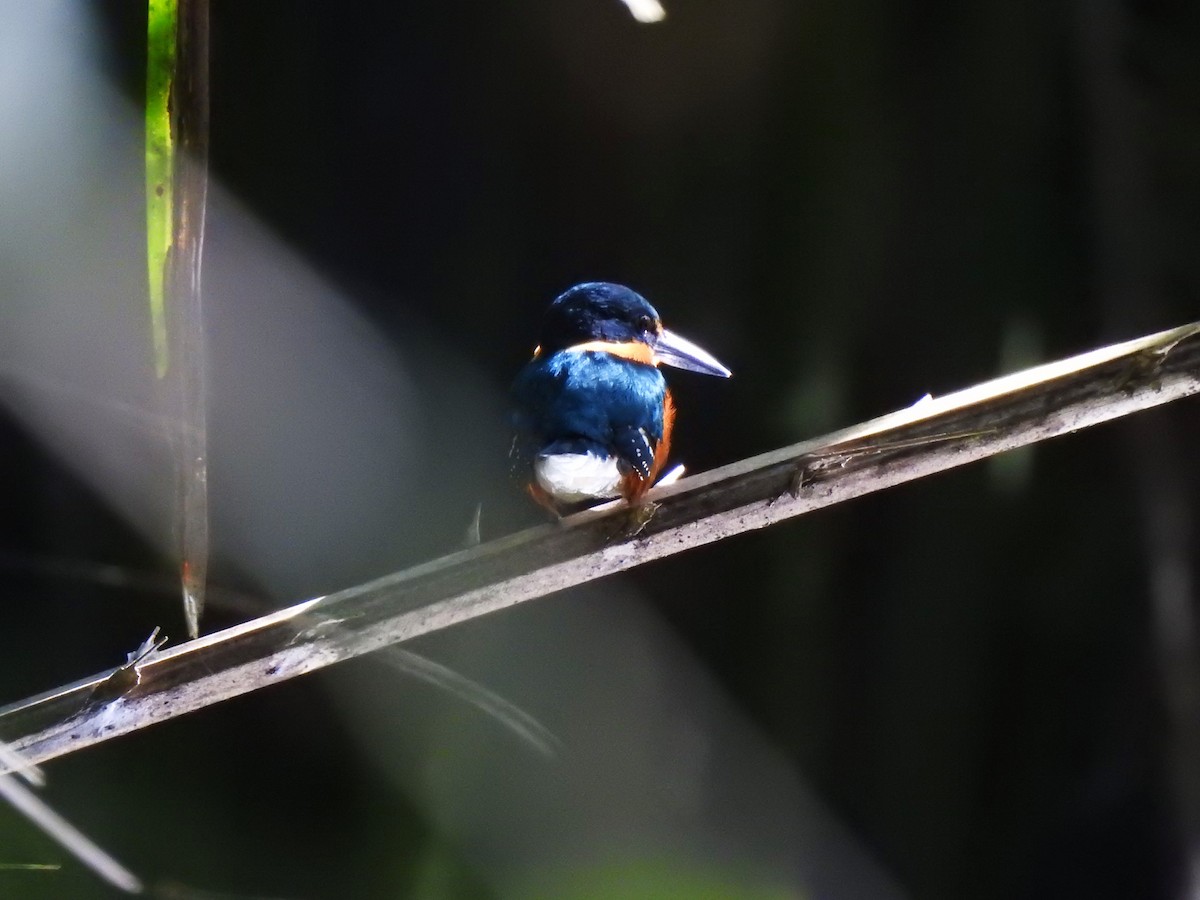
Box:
[654,328,732,377]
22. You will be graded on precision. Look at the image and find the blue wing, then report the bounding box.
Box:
[511,350,666,479]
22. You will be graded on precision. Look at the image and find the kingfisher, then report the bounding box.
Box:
[511,282,731,514]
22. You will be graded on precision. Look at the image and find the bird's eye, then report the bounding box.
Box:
[638,315,656,334]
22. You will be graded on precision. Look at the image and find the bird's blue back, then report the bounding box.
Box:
[511,348,666,477]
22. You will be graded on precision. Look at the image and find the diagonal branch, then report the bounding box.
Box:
[2,321,1199,765]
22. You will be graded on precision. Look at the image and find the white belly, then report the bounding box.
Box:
[534,452,622,502]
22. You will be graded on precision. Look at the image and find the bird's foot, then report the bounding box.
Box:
[623,499,660,538]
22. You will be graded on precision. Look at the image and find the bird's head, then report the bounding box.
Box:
[533,282,731,377]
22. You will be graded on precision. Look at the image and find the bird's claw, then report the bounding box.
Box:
[624,499,659,537]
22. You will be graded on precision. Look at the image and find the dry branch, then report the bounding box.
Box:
[1,321,1198,765]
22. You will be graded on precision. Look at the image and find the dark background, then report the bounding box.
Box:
[1,1,1199,897]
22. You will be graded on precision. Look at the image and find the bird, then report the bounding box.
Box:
[510,282,731,514]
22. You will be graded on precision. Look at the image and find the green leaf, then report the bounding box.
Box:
[146,0,177,378]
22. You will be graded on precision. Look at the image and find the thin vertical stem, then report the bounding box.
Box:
[171,0,211,638]
[145,0,175,378]
[147,0,211,638]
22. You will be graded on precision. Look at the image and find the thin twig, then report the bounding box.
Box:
[0,776,143,893]
[1,321,1198,765]
[0,741,141,893]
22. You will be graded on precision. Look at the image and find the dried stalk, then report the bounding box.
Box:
[1,321,1198,765]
